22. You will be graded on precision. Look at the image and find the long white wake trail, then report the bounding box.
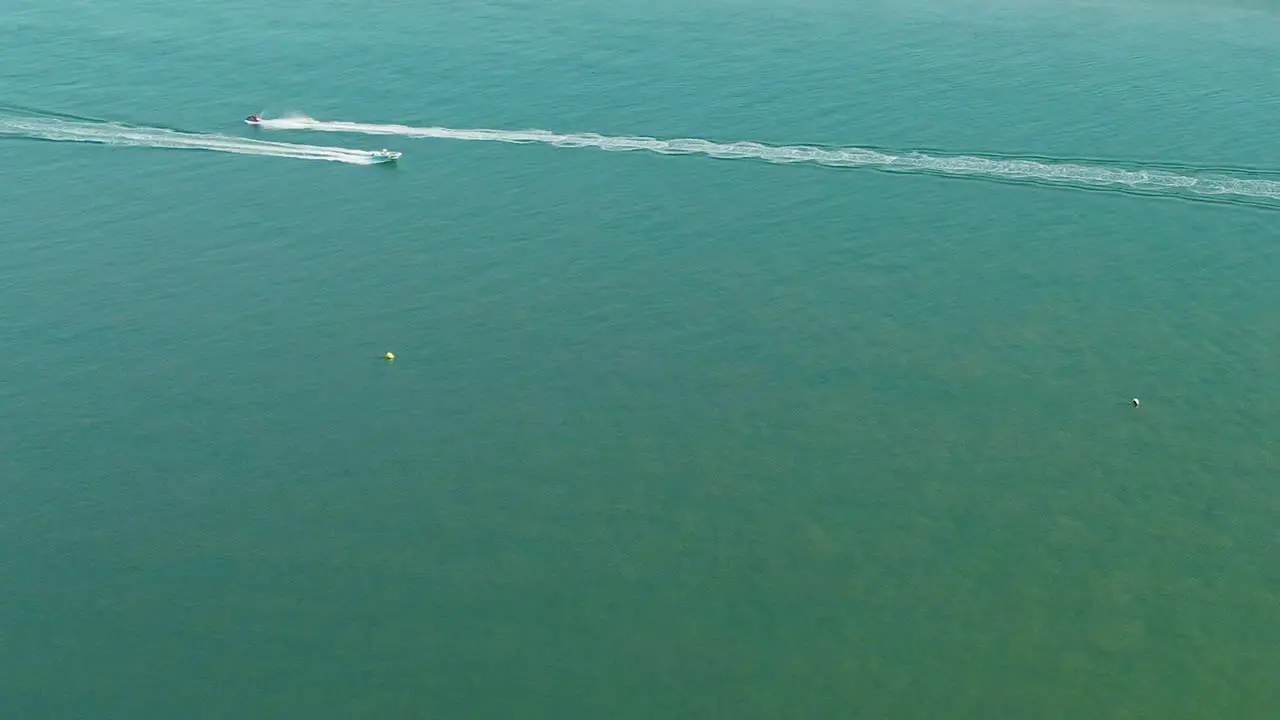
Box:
[263,115,1280,205]
[0,115,388,165]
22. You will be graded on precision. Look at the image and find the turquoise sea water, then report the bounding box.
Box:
[3,0,1280,716]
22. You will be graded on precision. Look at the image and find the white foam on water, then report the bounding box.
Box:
[0,115,390,165]
[262,114,1280,205]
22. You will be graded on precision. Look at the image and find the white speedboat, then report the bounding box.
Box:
[245,114,262,125]
[370,149,402,163]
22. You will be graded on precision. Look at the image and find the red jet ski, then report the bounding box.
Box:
[244,114,262,125]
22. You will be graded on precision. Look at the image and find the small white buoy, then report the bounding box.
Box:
[385,352,396,361]
[1131,398,1139,407]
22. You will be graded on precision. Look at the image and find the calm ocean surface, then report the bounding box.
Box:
[3,0,1280,716]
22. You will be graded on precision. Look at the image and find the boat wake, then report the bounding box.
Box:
[260,114,1280,207]
[0,112,390,165]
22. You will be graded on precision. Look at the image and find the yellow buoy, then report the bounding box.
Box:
[385,352,396,361]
